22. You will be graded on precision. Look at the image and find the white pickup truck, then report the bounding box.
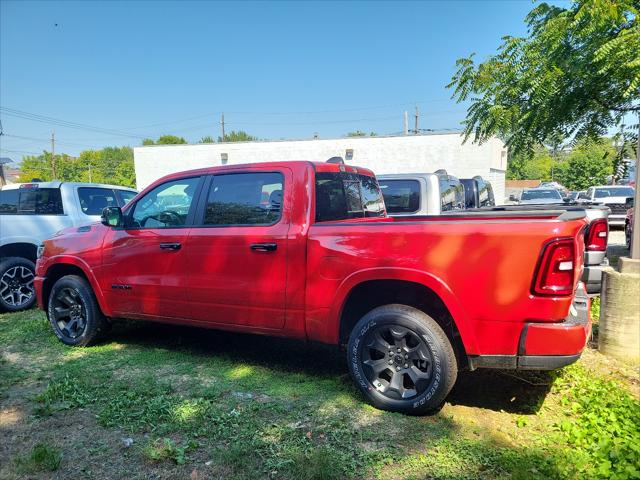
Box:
[0,181,137,312]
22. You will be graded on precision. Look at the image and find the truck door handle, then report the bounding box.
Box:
[159,242,182,251]
[250,243,277,252]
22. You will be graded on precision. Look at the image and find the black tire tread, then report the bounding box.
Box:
[347,303,458,415]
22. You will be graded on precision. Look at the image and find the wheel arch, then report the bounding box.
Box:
[0,242,38,263]
[42,258,112,317]
[332,269,476,365]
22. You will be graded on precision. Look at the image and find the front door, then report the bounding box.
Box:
[101,176,203,319]
[184,169,290,329]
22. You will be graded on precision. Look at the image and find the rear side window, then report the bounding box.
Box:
[0,189,19,214]
[204,172,283,226]
[315,172,385,222]
[78,187,120,215]
[116,190,137,205]
[15,188,64,215]
[439,178,464,212]
[478,181,495,207]
[379,180,420,213]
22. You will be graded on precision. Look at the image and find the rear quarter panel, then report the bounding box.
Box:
[306,216,586,355]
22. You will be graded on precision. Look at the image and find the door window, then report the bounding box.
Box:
[130,177,200,228]
[203,172,284,226]
[78,187,120,215]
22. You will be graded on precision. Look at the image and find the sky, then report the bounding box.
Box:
[0,0,556,162]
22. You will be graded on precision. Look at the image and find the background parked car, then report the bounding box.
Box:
[459,176,495,208]
[377,171,465,216]
[0,181,137,312]
[512,188,564,205]
[626,197,634,249]
[576,185,635,227]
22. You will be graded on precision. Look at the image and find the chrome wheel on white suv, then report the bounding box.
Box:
[0,257,36,312]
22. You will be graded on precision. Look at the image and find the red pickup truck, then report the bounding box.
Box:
[35,160,591,414]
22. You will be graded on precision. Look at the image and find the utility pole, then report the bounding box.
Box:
[403,111,408,135]
[220,113,226,142]
[414,105,419,135]
[51,131,56,179]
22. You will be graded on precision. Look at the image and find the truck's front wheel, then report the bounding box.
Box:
[347,304,457,415]
[47,275,108,346]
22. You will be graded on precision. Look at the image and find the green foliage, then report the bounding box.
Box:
[199,135,215,143]
[14,443,62,473]
[143,438,195,465]
[218,130,257,142]
[18,146,136,188]
[143,135,188,145]
[551,365,640,479]
[557,137,615,189]
[448,0,640,156]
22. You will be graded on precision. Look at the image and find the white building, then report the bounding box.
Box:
[134,132,508,202]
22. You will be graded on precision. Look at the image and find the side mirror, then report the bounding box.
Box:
[563,197,572,203]
[625,197,634,208]
[101,206,123,227]
[509,194,517,201]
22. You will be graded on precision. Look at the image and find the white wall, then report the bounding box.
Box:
[134,133,507,202]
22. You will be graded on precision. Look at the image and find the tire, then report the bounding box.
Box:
[625,222,631,250]
[47,275,108,346]
[347,304,458,415]
[0,257,36,312]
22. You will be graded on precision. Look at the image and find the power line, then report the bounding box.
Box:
[0,148,42,155]
[0,107,152,139]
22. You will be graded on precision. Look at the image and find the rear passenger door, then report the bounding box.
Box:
[184,169,290,328]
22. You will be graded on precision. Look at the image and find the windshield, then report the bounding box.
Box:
[594,187,634,198]
[521,189,562,200]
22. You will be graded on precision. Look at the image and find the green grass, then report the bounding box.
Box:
[14,443,62,473]
[1,309,639,479]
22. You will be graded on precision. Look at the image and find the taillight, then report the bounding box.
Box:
[585,218,608,251]
[533,239,576,296]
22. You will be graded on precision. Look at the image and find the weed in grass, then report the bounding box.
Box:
[14,442,62,473]
[549,364,640,479]
[286,447,345,480]
[143,438,195,465]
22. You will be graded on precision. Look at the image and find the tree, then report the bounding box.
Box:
[18,146,136,188]
[448,0,639,156]
[346,131,378,137]
[199,136,215,144]
[218,131,257,142]
[142,135,188,145]
[557,137,615,190]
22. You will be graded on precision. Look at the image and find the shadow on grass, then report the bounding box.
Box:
[106,320,554,415]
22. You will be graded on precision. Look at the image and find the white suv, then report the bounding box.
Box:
[0,181,137,312]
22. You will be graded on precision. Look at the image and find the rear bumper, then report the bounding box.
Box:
[608,215,626,227]
[34,276,46,310]
[469,283,591,371]
[582,258,608,294]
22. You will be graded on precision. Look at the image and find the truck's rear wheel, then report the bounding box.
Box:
[0,257,36,312]
[347,304,457,415]
[47,275,107,346]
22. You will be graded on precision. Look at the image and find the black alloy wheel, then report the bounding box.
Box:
[51,287,87,339]
[361,324,434,399]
